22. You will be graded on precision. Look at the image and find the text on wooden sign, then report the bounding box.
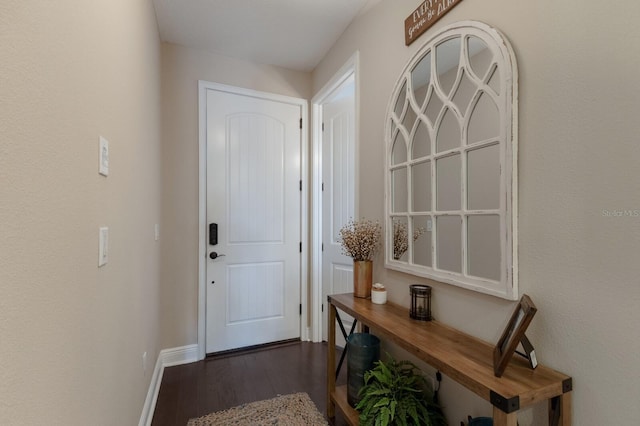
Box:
[404,0,465,46]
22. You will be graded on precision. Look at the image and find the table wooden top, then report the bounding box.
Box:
[328,293,572,411]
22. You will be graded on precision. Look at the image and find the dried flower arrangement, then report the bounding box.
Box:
[339,219,382,262]
[393,221,426,260]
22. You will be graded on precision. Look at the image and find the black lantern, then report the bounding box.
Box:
[410,284,432,321]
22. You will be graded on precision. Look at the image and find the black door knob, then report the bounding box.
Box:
[209,252,226,259]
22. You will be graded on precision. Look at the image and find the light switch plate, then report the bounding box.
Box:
[98,227,109,267]
[99,136,109,176]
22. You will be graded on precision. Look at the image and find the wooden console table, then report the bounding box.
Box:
[327,293,572,426]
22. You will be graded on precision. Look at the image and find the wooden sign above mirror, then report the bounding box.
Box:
[405,0,466,46]
[385,21,519,300]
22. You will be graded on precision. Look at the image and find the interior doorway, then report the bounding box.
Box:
[311,53,359,343]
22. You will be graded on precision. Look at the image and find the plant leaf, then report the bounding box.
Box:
[355,354,445,426]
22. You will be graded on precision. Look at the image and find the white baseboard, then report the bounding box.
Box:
[138,344,199,426]
[302,326,313,342]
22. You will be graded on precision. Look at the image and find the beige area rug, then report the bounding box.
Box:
[187,392,329,426]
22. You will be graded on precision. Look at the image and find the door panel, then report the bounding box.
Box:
[228,115,285,243]
[206,88,301,354]
[321,82,356,342]
[227,262,284,323]
[331,265,352,294]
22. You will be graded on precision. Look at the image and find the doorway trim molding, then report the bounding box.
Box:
[310,52,360,342]
[197,80,309,360]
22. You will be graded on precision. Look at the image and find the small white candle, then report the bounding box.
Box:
[371,283,387,304]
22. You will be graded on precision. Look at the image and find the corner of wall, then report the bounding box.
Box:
[138,345,200,426]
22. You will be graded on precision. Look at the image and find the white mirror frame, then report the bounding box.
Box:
[384,21,518,300]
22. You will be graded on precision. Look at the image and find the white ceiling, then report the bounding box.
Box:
[152,0,382,72]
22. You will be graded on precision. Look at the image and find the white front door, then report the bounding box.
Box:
[321,80,356,342]
[205,86,302,354]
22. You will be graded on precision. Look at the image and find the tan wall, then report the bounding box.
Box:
[0,0,162,425]
[159,43,311,349]
[313,0,640,424]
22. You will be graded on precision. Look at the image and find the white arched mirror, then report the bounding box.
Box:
[385,21,518,299]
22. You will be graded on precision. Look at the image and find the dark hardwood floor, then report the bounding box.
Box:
[151,341,348,426]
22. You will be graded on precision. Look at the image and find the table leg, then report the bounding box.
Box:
[327,303,336,420]
[549,392,572,426]
[493,406,517,426]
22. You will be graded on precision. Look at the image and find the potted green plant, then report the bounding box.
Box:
[355,356,446,426]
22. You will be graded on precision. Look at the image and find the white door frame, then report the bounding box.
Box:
[197,80,309,360]
[310,52,360,342]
